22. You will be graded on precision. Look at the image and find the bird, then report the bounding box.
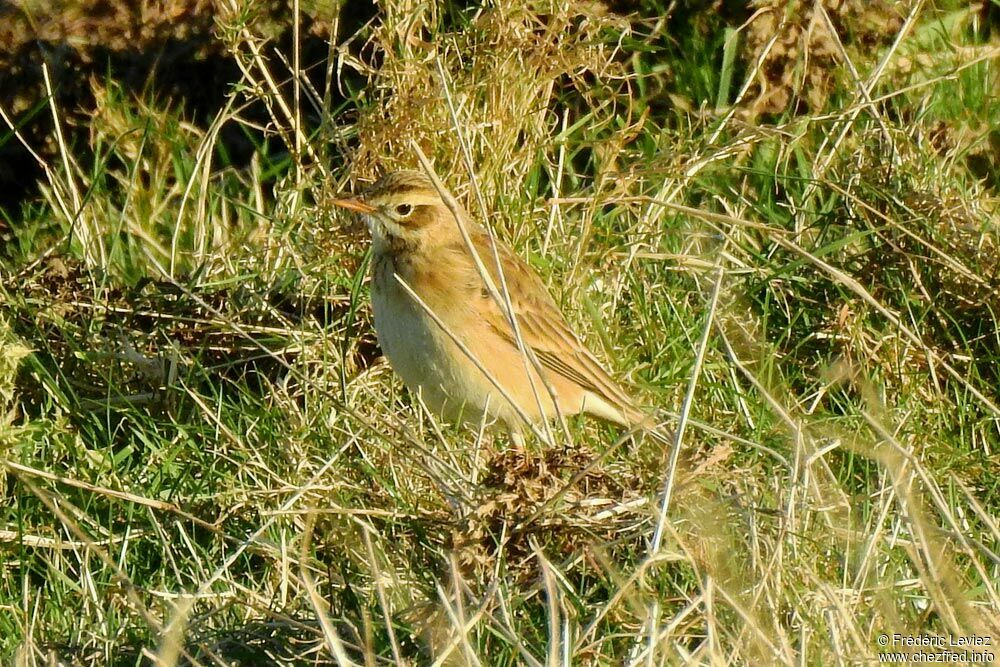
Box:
[331,168,663,442]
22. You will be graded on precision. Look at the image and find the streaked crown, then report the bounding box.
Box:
[363,170,442,208]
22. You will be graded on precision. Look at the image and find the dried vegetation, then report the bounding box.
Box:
[1,0,998,664]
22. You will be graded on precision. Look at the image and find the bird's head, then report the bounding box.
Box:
[331,170,456,248]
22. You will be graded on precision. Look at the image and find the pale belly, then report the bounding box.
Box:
[368,251,618,430]
[372,273,506,426]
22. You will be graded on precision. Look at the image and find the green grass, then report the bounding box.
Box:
[1,0,999,664]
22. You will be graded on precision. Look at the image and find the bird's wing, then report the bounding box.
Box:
[470,230,639,418]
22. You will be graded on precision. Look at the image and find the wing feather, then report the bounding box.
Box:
[470,229,637,415]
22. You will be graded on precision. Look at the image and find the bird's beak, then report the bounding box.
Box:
[331,197,376,214]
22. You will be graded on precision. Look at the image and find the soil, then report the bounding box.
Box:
[0,0,369,211]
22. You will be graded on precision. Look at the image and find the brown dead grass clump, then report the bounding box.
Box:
[744,0,905,116]
[351,1,632,193]
[451,445,649,579]
[14,0,219,58]
[0,0,222,117]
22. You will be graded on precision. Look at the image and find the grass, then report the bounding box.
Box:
[1,0,998,664]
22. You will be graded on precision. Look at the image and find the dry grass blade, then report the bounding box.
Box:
[650,263,723,554]
[3,460,219,532]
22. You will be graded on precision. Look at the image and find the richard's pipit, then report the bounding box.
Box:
[333,169,662,440]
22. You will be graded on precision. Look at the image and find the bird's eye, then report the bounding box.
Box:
[395,203,413,217]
